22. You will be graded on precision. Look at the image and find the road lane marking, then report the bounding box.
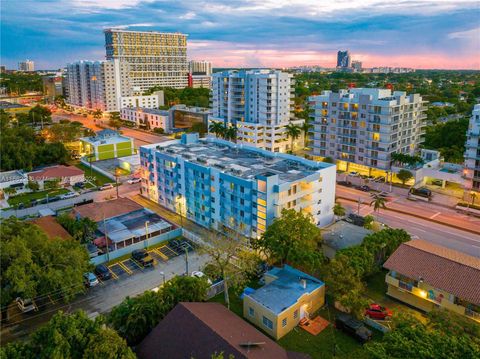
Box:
[429,212,441,219]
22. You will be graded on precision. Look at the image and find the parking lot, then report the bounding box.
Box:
[103,238,196,282]
[1,238,208,345]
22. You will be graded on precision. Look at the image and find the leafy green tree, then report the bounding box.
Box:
[253,208,323,270]
[143,86,210,108]
[323,156,334,164]
[285,123,301,152]
[333,202,346,218]
[0,219,90,321]
[223,125,237,142]
[108,275,209,345]
[43,122,83,143]
[44,178,61,190]
[323,254,369,319]
[423,118,469,163]
[189,122,208,137]
[57,213,98,244]
[0,72,43,94]
[363,214,374,229]
[396,169,414,185]
[26,180,40,192]
[200,231,261,309]
[29,105,52,126]
[3,186,17,197]
[0,311,135,359]
[365,311,480,359]
[301,120,313,146]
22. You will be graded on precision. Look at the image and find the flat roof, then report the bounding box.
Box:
[97,208,173,243]
[153,137,333,184]
[246,265,324,315]
[0,170,27,183]
[322,220,372,251]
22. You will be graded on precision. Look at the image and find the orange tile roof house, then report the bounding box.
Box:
[72,197,143,222]
[383,239,480,322]
[137,302,310,359]
[31,216,72,240]
[28,165,85,189]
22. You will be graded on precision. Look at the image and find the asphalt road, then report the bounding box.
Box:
[52,111,170,148]
[0,249,210,345]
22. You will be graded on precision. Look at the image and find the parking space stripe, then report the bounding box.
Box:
[109,269,119,280]
[48,295,56,305]
[153,248,168,261]
[130,259,144,271]
[118,262,133,275]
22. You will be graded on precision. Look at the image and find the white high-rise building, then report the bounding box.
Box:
[66,60,163,112]
[18,60,34,72]
[189,60,212,76]
[465,104,480,194]
[104,29,188,91]
[310,88,427,174]
[210,69,301,153]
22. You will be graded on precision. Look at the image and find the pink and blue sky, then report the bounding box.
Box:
[1,0,479,70]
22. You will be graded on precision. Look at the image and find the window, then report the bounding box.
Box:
[249,307,254,317]
[262,316,273,329]
[294,310,298,319]
[282,318,287,327]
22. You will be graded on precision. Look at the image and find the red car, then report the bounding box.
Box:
[365,304,392,320]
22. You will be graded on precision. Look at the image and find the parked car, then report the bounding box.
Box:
[60,191,79,200]
[131,249,154,267]
[335,314,373,343]
[374,176,386,183]
[86,243,100,258]
[16,297,38,313]
[358,185,370,192]
[83,272,99,287]
[74,182,86,189]
[349,171,360,177]
[99,183,114,191]
[365,304,392,320]
[191,271,212,285]
[127,178,141,184]
[94,264,112,280]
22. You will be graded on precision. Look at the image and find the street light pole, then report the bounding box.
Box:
[159,271,166,286]
[184,244,189,276]
[145,220,150,249]
[357,197,363,215]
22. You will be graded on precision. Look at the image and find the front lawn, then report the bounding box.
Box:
[75,163,112,186]
[7,188,69,207]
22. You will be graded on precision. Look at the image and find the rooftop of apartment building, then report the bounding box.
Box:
[312,88,426,104]
[213,68,292,78]
[246,265,324,314]
[80,129,132,145]
[171,104,211,114]
[124,107,169,116]
[146,135,333,183]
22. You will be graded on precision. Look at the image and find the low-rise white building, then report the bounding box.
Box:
[0,170,29,198]
[121,107,169,131]
[119,91,164,110]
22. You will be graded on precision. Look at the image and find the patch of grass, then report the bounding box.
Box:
[75,163,112,186]
[7,188,69,207]
[365,270,388,302]
[209,291,244,317]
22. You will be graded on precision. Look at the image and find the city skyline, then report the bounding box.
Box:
[1,0,479,70]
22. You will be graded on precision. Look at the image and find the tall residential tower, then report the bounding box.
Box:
[309,88,427,174]
[465,104,480,194]
[104,29,188,91]
[210,69,302,153]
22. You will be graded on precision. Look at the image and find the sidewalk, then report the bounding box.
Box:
[336,189,480,235]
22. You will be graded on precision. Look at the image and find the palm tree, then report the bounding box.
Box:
[470,191,478,206]
[370,195,387,219]
[285,123,301,153]
[209,121,225,138]
[301,121,313,147]
[92,109,103,120]
[224,126,237,143]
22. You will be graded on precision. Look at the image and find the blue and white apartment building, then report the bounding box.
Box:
[140,134,336,238]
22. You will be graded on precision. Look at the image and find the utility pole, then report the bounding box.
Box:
[103,212,110,262]
[144,220,149,249]
[357,197,363,215]
[184,244,189,276]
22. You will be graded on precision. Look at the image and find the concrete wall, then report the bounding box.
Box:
[90,227,182,265]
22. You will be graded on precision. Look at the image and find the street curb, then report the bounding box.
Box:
[337,196,480,236]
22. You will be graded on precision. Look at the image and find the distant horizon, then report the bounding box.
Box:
[1,0,479,70]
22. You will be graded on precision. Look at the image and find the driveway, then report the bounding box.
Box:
[0,250,211,345]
